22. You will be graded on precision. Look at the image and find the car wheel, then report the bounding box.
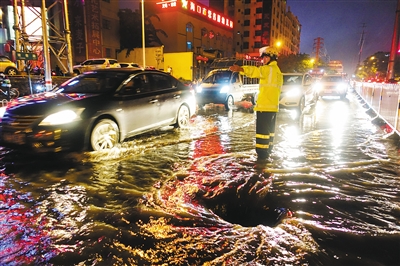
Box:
[5,67,18,76]
[73,70,80,75]
[9,88,19,99]
[298,96,306,113]
[225,95,234,111]
[90,119,119,151]
[174,104,190,128]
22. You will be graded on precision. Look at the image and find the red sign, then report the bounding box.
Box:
[85,0,102,58]
[69,0,87,63]
[156,0,233,29]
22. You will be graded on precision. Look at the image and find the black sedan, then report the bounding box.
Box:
[0,69,197,152]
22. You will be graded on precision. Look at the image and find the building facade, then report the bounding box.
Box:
[211,0,301,58]
[145,0,234,58]
[69,0,120,65]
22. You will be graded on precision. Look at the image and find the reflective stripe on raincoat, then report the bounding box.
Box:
[241,61,283,112]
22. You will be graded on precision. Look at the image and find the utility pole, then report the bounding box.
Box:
[312,37,328,64]
[386,0,400,80]
[358,23,366,67]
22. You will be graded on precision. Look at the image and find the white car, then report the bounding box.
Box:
[314,75,349,99]
[73,58,121,74]
[279,73,318,112]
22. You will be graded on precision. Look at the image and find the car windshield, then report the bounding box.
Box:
[321,76,343,82]
[283,75,302,85]
[53,72,129,93]
[203,71,232,84]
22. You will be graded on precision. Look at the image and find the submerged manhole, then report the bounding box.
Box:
[199,174,292,227]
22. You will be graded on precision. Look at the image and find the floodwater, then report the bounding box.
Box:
[0,90,399,265]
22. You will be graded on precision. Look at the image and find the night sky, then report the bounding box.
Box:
[288,0,397,74]
[120,0,398,74]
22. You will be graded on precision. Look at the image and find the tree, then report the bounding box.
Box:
[354,51,400,81]
[278,53,314,73]
[118,9,143,57]
[118,9,168,58]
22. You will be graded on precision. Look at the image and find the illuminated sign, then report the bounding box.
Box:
[156,0,233,29]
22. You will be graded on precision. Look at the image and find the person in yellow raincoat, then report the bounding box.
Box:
[229,46,283,159]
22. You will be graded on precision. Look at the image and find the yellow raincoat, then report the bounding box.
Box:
[241,61,283,112]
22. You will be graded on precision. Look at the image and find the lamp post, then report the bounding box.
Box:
[141,0,146,68]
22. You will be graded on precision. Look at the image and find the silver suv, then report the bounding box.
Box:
[73,58,121,74]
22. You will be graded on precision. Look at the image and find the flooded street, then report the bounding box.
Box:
[1,90,399,265]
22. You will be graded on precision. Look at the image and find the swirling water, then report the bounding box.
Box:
[0,91,399,265]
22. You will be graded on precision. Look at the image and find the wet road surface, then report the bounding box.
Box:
[0,90,399,265]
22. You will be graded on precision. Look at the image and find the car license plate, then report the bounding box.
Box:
[3,132,25,145]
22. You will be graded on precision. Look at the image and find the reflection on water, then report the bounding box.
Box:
[0,93,399,265]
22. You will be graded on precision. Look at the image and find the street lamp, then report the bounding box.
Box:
[141,0,146,68]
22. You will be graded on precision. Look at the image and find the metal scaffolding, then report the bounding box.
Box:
[12,0,73,88]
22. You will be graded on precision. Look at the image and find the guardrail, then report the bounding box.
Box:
[354,82,400,139]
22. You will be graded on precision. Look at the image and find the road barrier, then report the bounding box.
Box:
[354,82,400,139]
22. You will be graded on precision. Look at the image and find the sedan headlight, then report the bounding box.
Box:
[39,108,85,126]
[220,85,230,93]
[285,87,301,97]
[196,86,203,93]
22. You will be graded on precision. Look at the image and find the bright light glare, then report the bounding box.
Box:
[0,106,6,118]
[286,87,301,97]
[196,86,203,93]
[39,109,84,126]
[220,85,230,93]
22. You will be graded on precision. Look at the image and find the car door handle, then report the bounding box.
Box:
[173,94,181,99]
[149,99,159,104]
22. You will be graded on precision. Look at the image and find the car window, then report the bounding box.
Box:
[109,60,118,65]
[283,75,302,85]
[54,72,129,93]
[322,76,343,82]
[120,63,128,67]
[151,73,172,90]
[232,72,239,83]
[92,59,106,65]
